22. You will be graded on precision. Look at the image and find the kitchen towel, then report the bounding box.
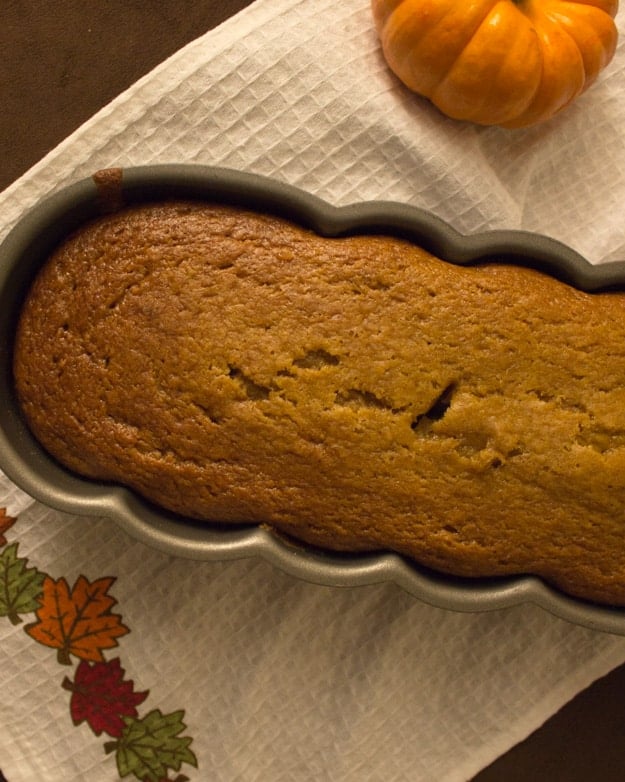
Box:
[1,1,625,780]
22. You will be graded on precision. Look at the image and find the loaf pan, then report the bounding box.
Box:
[2,164,625,635]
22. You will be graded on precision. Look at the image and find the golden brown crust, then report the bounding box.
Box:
[13,201,625,606]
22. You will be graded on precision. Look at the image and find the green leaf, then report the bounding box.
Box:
[0,542,46,625]
[110,708,197,781]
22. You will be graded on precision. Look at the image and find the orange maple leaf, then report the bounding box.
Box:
[0,508,16,546]
[25,575,130,665]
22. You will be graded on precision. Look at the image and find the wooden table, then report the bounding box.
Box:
[3,2,624,778]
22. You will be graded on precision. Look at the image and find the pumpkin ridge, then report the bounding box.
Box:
[502,3,587,127]
[428,0,505,94]
[432,2,543,124]
[380,0,501,96]
[543,1,618,83]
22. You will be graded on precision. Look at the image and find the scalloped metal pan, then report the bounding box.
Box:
[2,164,625,635]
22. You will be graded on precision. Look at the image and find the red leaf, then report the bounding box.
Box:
[62,658,148,737]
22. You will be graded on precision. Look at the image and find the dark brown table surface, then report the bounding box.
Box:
[3,2,625,779]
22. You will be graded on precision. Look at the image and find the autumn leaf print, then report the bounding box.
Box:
[104,709,197,782]
[24,575,129,665]
[62,658,148,737]
[0,542,46,625]
[0,508,16,546]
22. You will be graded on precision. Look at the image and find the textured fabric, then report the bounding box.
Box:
[1,1,625,780]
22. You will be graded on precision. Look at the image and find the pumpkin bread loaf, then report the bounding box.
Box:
[13,201,625,606]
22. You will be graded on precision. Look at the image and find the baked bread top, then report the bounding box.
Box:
[13,200,625,606]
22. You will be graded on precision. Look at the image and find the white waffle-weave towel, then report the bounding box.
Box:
[1,2,625,780]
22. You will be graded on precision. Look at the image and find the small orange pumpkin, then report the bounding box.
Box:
[371,0,619,128]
